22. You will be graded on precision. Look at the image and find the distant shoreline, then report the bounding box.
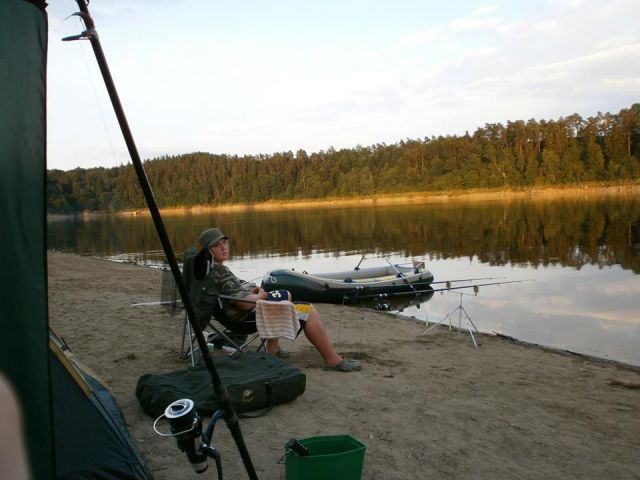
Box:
[47,182,640,219]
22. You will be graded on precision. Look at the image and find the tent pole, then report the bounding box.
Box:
[65,2,259,478]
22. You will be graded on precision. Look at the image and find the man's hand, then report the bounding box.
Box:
[250,286,269,300]
[230,286,266,311]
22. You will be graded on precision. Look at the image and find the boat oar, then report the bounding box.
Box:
[382,256,418,292]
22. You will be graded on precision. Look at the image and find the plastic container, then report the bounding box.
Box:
[285,435,366,480]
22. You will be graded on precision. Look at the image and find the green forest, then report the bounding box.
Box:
[47,104,640,214]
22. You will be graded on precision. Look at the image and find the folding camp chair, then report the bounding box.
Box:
[179,247,307,365]
[180,246,261,365]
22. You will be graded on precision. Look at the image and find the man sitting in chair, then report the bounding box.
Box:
[195,227,361,373]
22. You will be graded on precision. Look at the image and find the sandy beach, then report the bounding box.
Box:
[109,183,640,217]
[47,251,640,479]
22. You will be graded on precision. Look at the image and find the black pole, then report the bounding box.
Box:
[65,3,259,478]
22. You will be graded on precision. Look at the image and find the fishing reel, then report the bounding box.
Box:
[154,399,225,478]
[374,302,392,311]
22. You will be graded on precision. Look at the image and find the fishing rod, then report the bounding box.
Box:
[132,292,260,308]
[340,276,507,295]
[130,300,183,307]
[343,279,534,301]
[63,3,258,479]
[430,276,506,287]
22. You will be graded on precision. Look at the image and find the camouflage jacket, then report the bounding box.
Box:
[190,261,252,326]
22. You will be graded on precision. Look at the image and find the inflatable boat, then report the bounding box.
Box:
[261,264,434,304]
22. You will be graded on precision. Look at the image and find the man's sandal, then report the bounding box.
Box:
[323,358,361,372]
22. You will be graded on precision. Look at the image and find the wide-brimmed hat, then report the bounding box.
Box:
[198,227,229,249]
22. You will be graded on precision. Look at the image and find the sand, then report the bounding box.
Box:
[109,184,640,217]
[47,251,640,480]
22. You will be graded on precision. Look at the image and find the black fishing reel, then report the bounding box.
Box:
[154,399,225,479]
[374,302,392,311]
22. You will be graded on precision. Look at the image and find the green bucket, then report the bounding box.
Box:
[285,435,366,480]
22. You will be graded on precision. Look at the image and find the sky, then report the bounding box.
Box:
[46,0,640,171]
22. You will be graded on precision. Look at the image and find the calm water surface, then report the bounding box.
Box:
[48,196,640,366]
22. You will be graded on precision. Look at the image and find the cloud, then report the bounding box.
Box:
[603,77,640,89]
[385,1,640,126]
[449,16,504,32]
[46,0,640,170]
[526,42,640,75]
[472,3,502,16]
[549,0,587,7]
[466,43,639,94]
[392,27,444,50]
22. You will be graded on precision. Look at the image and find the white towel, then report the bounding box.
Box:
[255,300,300,340]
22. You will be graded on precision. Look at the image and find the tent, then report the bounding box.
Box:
[0,1,153,478]
[50,331,153,479]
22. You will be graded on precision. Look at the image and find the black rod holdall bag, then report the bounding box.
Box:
[135,352,306,418]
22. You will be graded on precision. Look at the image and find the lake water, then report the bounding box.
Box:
[47,195,640,366]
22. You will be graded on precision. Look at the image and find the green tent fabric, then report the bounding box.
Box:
[1,2,154,478]
[0,1,51,478]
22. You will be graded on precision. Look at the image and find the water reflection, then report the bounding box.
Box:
[349,286,435,313]
[48,196,640,272]
[47,197,640,366]
[420,259,640,366]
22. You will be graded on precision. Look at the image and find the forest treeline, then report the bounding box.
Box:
[47,104,640,214]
